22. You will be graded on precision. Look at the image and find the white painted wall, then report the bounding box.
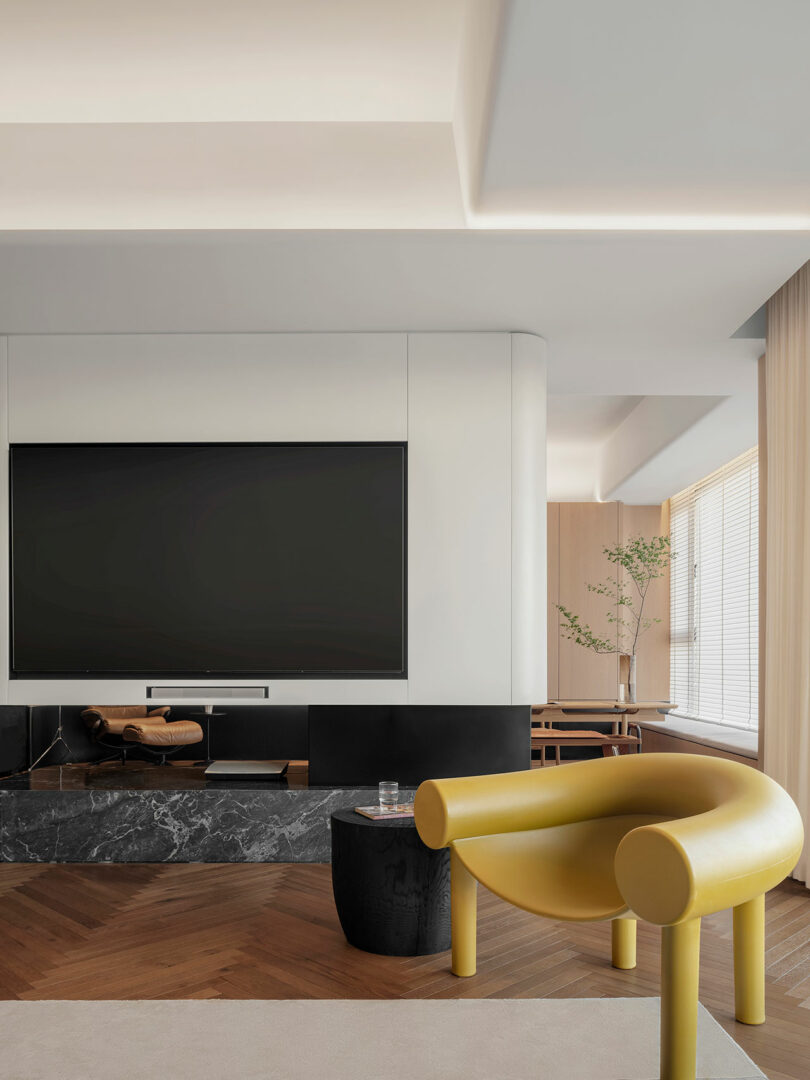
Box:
[1,331,547,707]
[407,333,512,704]
[510,334,547,704]
[546,442,600,502]
[7,333,408,443]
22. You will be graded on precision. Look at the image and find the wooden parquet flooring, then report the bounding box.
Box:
[0,864,807,1079]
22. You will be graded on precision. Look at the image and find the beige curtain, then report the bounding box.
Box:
[765,260,810,885]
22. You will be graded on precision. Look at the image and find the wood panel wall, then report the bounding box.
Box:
[547,501,670,701]
[556,503,621,698]
[622,503,670,701]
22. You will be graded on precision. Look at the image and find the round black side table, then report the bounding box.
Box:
[331,808,451,957]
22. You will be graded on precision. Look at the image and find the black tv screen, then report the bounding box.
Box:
[10,443,406,677]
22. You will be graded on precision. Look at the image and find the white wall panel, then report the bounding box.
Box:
[8,333,407,443]
[4,331,547,706]
[6,679,409,708]
[511,333,547,704]
[407,333,512,703]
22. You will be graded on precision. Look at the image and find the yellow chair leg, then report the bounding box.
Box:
[733,894,765,1025]
[450,848,477,977]
[612,917,637,969]
[660,918,701,1080]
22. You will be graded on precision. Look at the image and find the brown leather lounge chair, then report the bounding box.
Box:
[81,706,204,766]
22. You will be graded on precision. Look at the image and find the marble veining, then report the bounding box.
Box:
[0,789,416,863]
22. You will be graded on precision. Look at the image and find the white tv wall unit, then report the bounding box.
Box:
[0,332,547,707]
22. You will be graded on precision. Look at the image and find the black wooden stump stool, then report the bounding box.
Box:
[330,808,451,956]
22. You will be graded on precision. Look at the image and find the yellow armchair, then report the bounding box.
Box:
[414,753,803,1080]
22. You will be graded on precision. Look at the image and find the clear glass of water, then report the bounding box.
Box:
[379,780,399,813]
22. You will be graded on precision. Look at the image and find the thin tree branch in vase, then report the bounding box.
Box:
[556,534,674,701]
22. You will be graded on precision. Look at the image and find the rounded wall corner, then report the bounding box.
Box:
[509,332,548,364]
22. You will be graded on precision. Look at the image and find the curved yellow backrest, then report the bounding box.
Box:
[415,754,803,925]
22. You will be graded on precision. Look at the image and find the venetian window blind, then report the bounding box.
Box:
[670,447,759,729]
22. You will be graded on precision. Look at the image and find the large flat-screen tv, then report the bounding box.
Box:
[10,443,406,678]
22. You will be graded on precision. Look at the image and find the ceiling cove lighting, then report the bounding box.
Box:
[469,213,810,231]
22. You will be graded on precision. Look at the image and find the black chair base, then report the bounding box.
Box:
[92,737,185,767]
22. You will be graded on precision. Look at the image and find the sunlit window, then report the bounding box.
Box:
[670,447,759,729]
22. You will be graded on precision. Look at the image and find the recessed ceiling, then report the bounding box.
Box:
[0,0,473,229]
[0,1,807,501]
[5,1,810,230]
[0,0,466,122]
[0,123,465,229]
[479,0,810,222]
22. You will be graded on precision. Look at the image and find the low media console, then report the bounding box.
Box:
[0,704,531,864]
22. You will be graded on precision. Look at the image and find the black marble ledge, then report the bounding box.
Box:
[0,788,416,864]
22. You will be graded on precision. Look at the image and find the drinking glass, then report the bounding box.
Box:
[379,781,399,813]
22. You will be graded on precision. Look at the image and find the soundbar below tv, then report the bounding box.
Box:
[10,442,407,678]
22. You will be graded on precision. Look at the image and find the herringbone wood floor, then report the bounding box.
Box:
[0,864,807,1079]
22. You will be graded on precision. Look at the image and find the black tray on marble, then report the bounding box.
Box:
[204,760,289,781]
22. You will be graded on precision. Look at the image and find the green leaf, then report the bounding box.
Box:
[556,534,674,655]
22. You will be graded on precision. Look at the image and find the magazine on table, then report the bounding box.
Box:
[354,803,415,821]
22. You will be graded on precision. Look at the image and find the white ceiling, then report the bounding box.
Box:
[606,393,758,504]
[4,0,810,229]
[0,230,795,394]
[0,0,807,500]
[480,0,810,221]
[0,123,465,229]
[0,0,466,122]
[0,0,471,229]
[546,393,758,503]
[548,397,642,443]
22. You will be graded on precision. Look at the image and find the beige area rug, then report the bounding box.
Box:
[0,998,764,1080]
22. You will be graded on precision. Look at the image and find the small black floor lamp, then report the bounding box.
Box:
[28,705,73,772]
